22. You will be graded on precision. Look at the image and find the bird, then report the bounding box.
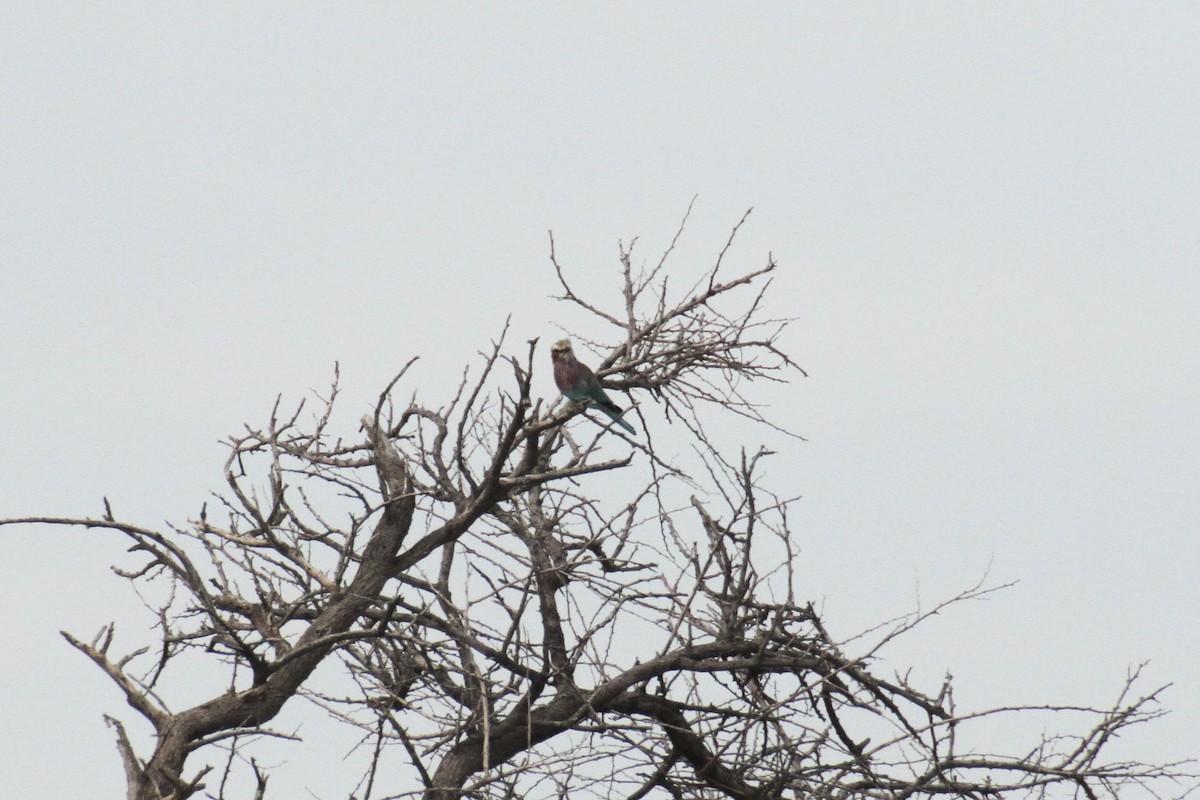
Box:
[550,338,636,435]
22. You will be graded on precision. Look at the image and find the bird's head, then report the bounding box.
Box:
[550,338,574,363]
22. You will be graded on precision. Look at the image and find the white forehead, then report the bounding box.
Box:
[552,339,573,351]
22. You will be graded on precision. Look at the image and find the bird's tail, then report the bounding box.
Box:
[599,403,636,435]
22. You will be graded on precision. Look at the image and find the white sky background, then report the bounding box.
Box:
[2,4,1198,797]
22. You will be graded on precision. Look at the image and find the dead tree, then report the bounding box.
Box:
[2,210,1188,800]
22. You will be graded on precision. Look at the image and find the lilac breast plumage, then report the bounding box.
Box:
[554,359,583,394]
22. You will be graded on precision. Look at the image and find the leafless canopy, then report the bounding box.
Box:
[3,210,1189,800]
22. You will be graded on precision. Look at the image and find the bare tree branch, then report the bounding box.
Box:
[1,211,1188,800]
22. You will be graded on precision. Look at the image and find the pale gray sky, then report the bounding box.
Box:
[2,4,1197,797]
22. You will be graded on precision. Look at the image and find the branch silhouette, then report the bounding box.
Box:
[2,212,1189,800]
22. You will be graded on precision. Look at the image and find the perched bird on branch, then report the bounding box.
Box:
[550,338,636,435]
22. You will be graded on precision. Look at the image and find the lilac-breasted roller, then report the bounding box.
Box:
[550,338,636,435]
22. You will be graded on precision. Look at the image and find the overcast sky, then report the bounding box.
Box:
[2,4,1197,798]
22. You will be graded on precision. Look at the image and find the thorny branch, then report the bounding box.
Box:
[2,211,1189,800]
